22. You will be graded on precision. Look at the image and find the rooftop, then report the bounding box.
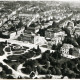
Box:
[46,28,61,33]
[61,43,74,49]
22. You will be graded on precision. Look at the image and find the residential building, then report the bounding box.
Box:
[60,43,74,56]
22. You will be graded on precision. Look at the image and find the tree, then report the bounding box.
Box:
[12,64,16,70]
[55,67,62,75]
[52,68,56,75]
[52,44,57,50]
[76,36,80,46]
[29,71,35,78]
[21,65,32,74]
[69,48,73,55]
[62,27,71,37]
[17,76,22,79]
[63,36,78,47]
[40,68,48,75]
[56,43,63,50]
[0,70,7,78]
[47,70,52,74]
[61,67,69,77]
[6,69,12,74]
[18,19,23,28]
[38,28,46,37]
[42,51,49,61]
[36,45,41,55]
[52,21,58,28]
[24,24,27,30]
[45,61,50,69]
[5,47,11,52]
[37,66,41,74]
[49,56,57,66]
[67,70,76,79]
[45,74,52,79]
[7,75,14,79]
[51,50,61,60]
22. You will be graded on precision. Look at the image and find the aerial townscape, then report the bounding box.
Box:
[0,1,80,79]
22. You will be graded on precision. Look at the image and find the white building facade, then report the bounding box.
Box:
[60,44,74,56]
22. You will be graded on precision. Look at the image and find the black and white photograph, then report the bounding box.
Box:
[0,0,80,79]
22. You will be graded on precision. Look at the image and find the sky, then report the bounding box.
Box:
[0,0,80,3]
[54,0,80,2]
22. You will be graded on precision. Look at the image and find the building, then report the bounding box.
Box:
[28,23,40,33]
[34,34,48,47]
[60,43,74,56]
[66,21,75,35]
[74,27,80,38]
[67,21,74,28]
[67,26,75,35]
[51,37,62,45]
[45,28,61,39]
[22,34,34,43]
[20,27,36,43]
[45,28,67,45]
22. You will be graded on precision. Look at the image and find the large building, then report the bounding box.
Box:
[45,28,67,45]
[45,28,61,39]
[22,33,34,43]
[34,34,48,47]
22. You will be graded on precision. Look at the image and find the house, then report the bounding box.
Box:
[60,44,74,56]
